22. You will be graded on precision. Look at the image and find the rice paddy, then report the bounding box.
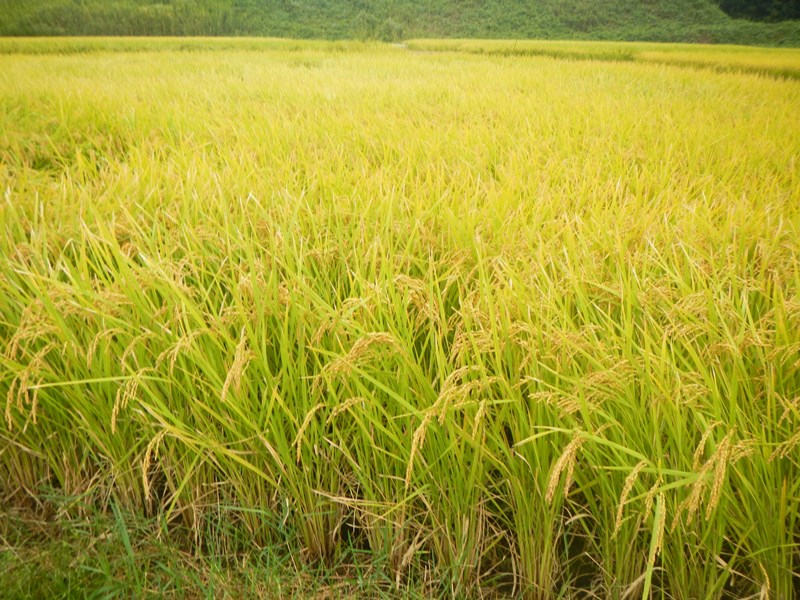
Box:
[1,38,799,598]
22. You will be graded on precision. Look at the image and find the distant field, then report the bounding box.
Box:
[0,35,369,55]
[406,38,800,78]
[1,39,799,598]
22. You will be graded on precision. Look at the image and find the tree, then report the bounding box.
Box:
[716,0,800,22]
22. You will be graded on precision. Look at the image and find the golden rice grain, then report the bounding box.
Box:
[142,429,167,503]
[614,460,648,534]
[294,403,326,464]
[546,432,584,504]
[221,328,254,403]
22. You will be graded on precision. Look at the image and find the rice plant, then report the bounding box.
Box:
[1,39,799,598]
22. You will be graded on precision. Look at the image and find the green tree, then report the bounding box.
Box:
[716,0,800,22]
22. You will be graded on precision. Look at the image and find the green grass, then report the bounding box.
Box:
[0,0,799,46]
[1,39,800,598]
[0,502,425,599]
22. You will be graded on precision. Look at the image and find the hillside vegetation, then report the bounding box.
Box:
[1,0,800,45]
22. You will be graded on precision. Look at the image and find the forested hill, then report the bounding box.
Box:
[2,0,799,46]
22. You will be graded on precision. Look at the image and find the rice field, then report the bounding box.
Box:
[1,39,799,598]
[405,38,800,79]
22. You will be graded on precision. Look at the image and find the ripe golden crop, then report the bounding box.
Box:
[2,38,799,598]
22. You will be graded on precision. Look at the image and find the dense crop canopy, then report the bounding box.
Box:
[1,39,799,598]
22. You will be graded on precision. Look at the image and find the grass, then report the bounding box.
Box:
[1,0,799,46]
[0,501,424,599]
[1,38,799,598]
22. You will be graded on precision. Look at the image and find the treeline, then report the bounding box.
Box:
[716,0,800,22]
[1,0,798,46]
